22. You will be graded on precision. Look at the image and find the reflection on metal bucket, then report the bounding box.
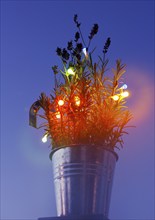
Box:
[51,145,118,218]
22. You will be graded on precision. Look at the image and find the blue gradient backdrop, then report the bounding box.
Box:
[1,1,154,220]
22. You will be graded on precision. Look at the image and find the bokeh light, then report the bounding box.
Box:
[42,134,48,143]
[126,67,154,125]
[58,100,64,106]
[112,95,119,101]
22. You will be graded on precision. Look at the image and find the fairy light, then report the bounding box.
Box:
[120,84,128,90]
[58,100,64,106]
[82,48,88,58]
[75,96,81,106]
[67,67,75,76]
[121,91,129,98]
[56,112,61,119]
[42,134,48,143]
[112,95,119,101]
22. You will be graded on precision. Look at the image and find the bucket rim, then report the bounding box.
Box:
[49,144,118,161]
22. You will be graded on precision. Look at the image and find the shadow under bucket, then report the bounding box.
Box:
[50,145,118,219]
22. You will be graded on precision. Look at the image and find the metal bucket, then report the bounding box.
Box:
[50,145,118,218]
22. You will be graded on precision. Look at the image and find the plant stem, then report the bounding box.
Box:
[78,27,86,47]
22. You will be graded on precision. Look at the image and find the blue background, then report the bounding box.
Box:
[1,1,154,219]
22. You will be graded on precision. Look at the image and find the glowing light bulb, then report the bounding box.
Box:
[42,134,48,143]
[82,48,88,59]
[67,68,75,76]
[75,96,80,106]
[82,48,86,54]
[56,112,61,119]
[82,48,88,58]
[121,84,128,89]
[112,95,119,101]
[58,100,64,106]
[121,91,129,98]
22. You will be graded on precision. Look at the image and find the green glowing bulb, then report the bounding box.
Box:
[67,68,75,76]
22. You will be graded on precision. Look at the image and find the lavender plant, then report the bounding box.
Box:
[29,15,133,150]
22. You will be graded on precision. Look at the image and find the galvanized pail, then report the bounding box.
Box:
[50,145,118,219]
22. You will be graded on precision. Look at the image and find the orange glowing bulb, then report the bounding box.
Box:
[56,112,61,119]
[75,96,80,106]
[58,100,64,106]
[112,95,119,101]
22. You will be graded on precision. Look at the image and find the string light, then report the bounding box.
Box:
[56,112,61,119]
[112,95,119,101]
[82,48,88,58]
[58,100,64,106]
[67,68,75,76]
[42,134,48,143]
[120,84,128,90]
[75,96,81,106]
[121,91,129,98]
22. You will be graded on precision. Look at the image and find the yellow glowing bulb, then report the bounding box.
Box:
[121,91,129,98]
[112,95,119,101]
[58,100,64,106]
[42,134,48,143]
[67,68,75,76]
[56,112,61,119]
[75,96,80,106]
